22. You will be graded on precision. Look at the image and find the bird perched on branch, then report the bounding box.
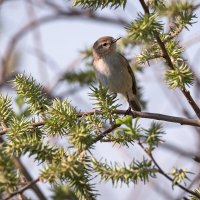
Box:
[92,36,141,111]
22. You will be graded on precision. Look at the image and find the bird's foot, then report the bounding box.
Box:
[124,106,132,116]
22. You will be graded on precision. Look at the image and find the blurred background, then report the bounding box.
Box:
[0,0,200,199]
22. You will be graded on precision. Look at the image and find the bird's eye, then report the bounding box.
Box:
[103,43,107,47]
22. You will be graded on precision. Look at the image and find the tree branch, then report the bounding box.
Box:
[138,0,200,119]
[0,121,44,135]
[138,142,200,199]
[116,110,200,127]
[150,153,200,199]
[3,177,40,200]
[89,123,120,146]
[1,110,200,136]
[12,158,46,200]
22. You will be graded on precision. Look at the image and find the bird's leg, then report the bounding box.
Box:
[125,94,132,116]
[125,105,132,116]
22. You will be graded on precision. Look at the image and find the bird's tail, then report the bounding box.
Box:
[128,94,141,112]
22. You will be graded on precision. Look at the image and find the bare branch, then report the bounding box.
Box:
[3,177,40,200]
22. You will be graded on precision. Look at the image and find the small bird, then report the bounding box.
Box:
[92,36,141,111]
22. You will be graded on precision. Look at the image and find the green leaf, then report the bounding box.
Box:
[13,74,50,114]
[68,121,95,151]
[89,84,120,121]
[44,99,77,136]
[142,122,164,151]
[93,158,156,185]
[165,63,194,89]
[0,95,14,126]
[0,145,20,193]
[127,13,163,42]
[6,116,65,162]
[107,117,140,146]
[41,155,97,200]
[116,115,132,126]
[51,185,78,200]
[137,43,162,64]
[170,168,192,188]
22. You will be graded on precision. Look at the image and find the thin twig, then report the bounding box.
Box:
[1,110,200,136]
[150,153,200,199]
[138,142,200,199]
[89,123,120,146]
[119,110,200,127]
[12,157,47,200]
[3,177,40,200]
[0,121,44,135]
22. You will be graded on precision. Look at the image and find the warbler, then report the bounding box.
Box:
[92,36,141,111]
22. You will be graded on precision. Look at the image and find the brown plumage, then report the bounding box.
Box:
[92,36,141,111]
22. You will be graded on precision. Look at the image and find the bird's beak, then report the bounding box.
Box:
[112,37,121,43]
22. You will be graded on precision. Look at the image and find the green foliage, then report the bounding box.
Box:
[107,116,141,146]
[44,99,77,136]
[152,1,196,41]
[170,168,192,187]
[0,145,19,193]
[44,99,96,151]
[89,84,120,121]
[165,63,194,89]
[93,158,156,185]
[68,120,96,151]
[41,155,97,200]
[73,0,127,9]
[110,119,164,151]
[137,43,162,64]
[158,1,196,24]
[0,95,13,126]
[164,39,184,60]
[126,1,196,95]
[142,122,164,151]
[13,74,50,114]
[6,116,65,163]
[51,185,78,200]
[148,0,165,11]
[127,13,163,42]
[62,70,95,85]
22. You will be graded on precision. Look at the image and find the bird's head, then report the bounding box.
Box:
[92,36,121,59]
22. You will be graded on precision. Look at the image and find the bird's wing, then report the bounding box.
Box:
[118,53,137,95]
